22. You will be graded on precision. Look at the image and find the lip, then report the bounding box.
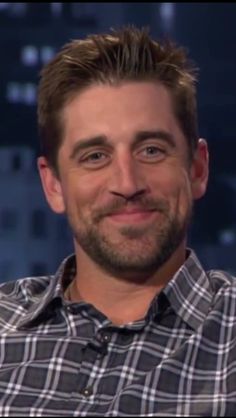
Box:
[107,209,157,223]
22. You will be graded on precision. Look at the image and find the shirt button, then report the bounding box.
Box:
[81,387,93,398]
[100,333,111,343]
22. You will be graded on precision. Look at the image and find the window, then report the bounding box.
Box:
[21,45,39,66]
[65,3,97,25]
[40,46,55,64]
[50,3,63,18]
[159,3,175,32]
[0,209,18,233]
[31,209,47,238]
[6,82,37,105]
[6,82,22,104]
[21,45,55,67]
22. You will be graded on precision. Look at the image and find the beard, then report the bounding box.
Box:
[68,196,192,280]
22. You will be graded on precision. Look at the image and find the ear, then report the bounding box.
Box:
[190,138,209,200]
[37,156,65,214]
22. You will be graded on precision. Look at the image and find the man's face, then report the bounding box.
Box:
[39,82,208,278]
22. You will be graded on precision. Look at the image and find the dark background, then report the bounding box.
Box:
[1,3,236,281]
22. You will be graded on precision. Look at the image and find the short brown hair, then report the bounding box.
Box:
[38,25,198,171]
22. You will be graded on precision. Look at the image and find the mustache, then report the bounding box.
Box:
[92,197,169,222]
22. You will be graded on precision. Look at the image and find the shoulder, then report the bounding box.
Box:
[207,269,236,292]
[0,275,55,330]
[207,269,236,311]
[0,275,53,306]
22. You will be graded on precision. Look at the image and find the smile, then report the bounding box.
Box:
[107,209,157,223]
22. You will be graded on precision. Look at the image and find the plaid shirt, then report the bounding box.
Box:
[0,250,235,416]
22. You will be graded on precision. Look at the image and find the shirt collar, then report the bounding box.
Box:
[162,249,214,331]
[18,254,76,329]
[19,250,213,331]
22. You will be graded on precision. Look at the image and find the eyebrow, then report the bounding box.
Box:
[69,135,109,160]
[69,130,176,160]
[134,130,176,149]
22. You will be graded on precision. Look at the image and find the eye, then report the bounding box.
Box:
[79,150,110,168]
[84,152,106,162]
[145,146,161,155]
[137,145,166,162]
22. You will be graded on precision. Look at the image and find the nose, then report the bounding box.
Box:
[108,153,147,200]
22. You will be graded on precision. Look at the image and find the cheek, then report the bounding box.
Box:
[154,168,192,211]
[62,172,104,214]
[173,171,193,216]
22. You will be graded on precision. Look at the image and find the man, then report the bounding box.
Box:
[0,26,235,416]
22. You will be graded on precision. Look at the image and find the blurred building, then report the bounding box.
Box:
[0,147,72,281]
[0,3,236,279]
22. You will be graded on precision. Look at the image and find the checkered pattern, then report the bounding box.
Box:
[0,250,236,416]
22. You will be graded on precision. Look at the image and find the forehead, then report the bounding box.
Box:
[61,81,186,148]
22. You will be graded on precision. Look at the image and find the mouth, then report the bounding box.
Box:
[106,209,157,223]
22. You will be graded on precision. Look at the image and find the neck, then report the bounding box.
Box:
[68,244,186,325]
